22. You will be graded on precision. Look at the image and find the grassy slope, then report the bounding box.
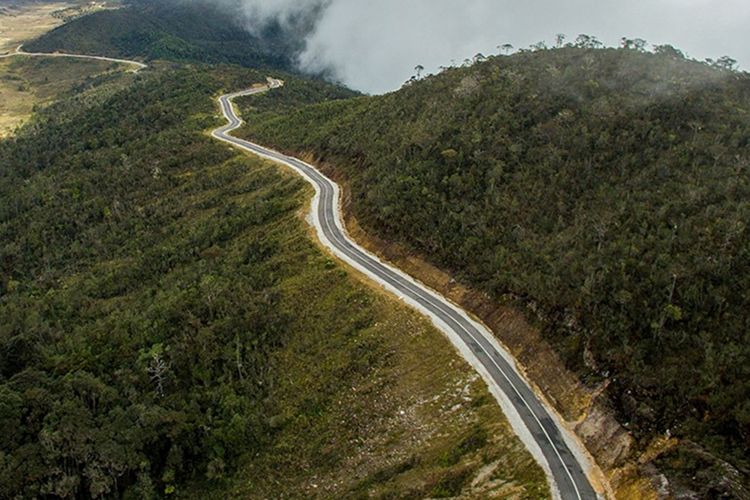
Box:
[0,1,68,53]
[238,47,750,496]
[0,62,547,498]
[0,56,125,136]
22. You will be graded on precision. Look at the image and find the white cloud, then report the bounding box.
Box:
[212,0,327,31]
[228,0,750,94]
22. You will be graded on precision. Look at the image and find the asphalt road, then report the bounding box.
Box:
[0,42,598,497]
[213,82,600,500]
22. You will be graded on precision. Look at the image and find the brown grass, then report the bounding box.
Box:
[0,1,117,53]
[0,2,70,53]
[0,2,124,136]
[0,56,125,136]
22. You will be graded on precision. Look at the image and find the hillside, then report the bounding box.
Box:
[238,47,750,497]
[22,0,312,71]
[0,0,79,53]
[0,56,127,136]
[0,59,549,497]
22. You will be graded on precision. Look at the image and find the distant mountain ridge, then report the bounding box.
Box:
[23,0,315,71]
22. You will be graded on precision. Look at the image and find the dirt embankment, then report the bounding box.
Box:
[294,151,676,499]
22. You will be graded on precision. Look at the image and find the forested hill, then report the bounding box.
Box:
[0,58,549,498]
[239,46,750,496]
[23,0,314,71]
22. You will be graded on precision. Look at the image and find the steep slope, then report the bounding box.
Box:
[22,0,313,71]
[0,63,548,497]
[238,47,750,497]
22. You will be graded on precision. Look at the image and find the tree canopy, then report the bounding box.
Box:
[239,46,750,496]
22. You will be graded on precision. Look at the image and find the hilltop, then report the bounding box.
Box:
[238,46,750,497]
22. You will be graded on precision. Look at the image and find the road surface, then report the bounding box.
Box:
[0,42,601,498]
[0,44,147,71]
[213,82,601,500]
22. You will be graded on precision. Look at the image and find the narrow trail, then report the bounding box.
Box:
[213,81,605,500]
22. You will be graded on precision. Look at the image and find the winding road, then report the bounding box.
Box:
[0,44,147,70]
[1,37,601,495]
[213,82,601,500]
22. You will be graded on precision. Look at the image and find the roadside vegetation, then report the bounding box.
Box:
[0,59,548,498]
[238,45,750,496]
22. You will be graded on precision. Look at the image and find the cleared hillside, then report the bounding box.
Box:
[239,46,750,497]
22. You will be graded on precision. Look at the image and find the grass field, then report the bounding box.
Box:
[0,2,69,53]
[0,1,117,53]
[0,1,123,136]
[0,55,125,136]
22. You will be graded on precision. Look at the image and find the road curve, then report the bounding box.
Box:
[0,44,147,71]
[213,82,602,500]
[0,41,598,497]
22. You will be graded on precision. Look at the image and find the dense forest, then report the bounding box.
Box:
[239,46,750,496]
[23,0,314,71]
[13,1,750,493]
[0,54,549,499]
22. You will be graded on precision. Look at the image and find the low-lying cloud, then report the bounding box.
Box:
[205,0,326,33]
[226,0,750,94]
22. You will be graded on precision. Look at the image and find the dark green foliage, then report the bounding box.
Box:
[0,65,272,497]
[235,76,360,121]
[430,467,473,498]
[240,47,750,489]
[0,64,372,498]
[24,0,312,71]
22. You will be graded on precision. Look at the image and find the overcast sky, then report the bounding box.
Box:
[235,0,750,94]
